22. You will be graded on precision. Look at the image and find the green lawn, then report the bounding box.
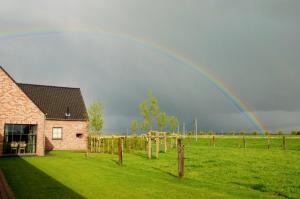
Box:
[0,137,299,199]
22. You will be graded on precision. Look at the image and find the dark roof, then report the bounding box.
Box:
[17,83,88,121]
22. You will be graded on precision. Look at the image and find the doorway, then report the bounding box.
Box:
[3,124,37,155]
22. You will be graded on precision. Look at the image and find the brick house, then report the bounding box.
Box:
[0,66,88,156]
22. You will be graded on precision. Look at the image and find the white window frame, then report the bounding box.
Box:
[52,127,63,140]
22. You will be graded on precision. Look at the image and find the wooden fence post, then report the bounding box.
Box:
[267,136,270,150]
[212,136,216,148]
[178,138,184,178]
[118,138,123,165]
[111,136,114,154]
[164,133,167,153]
[103,138,105,153]
[243,136,246,149]
[124,136,127,152]
[140,136,144,150]
[283,136,287,150]
[155,132,159,159]
[128,136,131,153]
[121,137,124,156]
[148,132,152,159]
[144,136,147,151]
[107,138,110,153]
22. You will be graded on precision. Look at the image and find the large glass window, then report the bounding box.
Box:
[52,127,62,140]
[3,124,37,154]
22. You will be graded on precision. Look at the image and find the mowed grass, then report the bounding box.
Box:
[0,136,299,199]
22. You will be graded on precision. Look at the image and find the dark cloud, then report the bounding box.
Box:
[1,0,299,132]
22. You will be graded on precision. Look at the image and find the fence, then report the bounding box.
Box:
[88,132,179,155]
[89,134,300,153]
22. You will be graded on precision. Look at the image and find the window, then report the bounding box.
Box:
[52,128,62,140]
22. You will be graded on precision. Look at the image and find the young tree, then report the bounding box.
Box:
[168,116,179,134]
[139,92,160,130]
[139,100,150,131]
[148,92,160,129]
[157,112,167,132]
[291,129,298,135]
[277,130,283,135]
[88,101,104,133]
[141,120,150,132]
[131,120,139,134]
[264,131,270,136]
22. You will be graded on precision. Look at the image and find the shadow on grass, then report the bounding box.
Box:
[0,157,85,199]
[111,159,121,166]
[151,167,178,178]
[132,151,149,159]
[231,182,291,199]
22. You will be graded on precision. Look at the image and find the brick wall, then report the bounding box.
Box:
[45,120,88,151]
[0,68,45,156]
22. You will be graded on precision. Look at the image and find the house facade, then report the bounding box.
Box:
[0,66,88,156]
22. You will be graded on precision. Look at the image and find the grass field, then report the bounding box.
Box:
[0,136,299,199]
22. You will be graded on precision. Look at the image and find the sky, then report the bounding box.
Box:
[0,0,299,133]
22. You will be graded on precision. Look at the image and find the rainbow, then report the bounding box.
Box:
[0,27,267,133]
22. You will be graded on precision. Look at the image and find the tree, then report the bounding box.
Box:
[88,101,104,133]
[277,130,283,135]
[168,116,179,134]
[239,131,246,136]
[141,120,150,132]
[139,92,160,130]
[157,112,167,132]
[252,131,259,136]
[291,129,298,135]
[131,120,139,134]
[139,100,150,131]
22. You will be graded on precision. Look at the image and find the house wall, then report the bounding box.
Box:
[0,68,45,156]
[45,120,88,151]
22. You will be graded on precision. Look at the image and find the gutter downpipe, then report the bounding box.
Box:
[43,113,47,156]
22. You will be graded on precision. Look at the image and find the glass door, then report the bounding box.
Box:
[3,124,37,154]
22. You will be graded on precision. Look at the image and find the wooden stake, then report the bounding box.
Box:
[103,138,105,153]
[111,136,114,154]
[212,136,216,148]
[243,136,246,149]
[164,132,167,153]
[155,132,159,159]
[118,138,123,165]
[283,136,286,150]
[107,139,110,153]
[267,136,270,150]
[148,132,152,159]
[140,136,143,150]
[178,138,184,178]
[144,136,147,151]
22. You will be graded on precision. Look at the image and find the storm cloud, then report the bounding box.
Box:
[1,0,299,133]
